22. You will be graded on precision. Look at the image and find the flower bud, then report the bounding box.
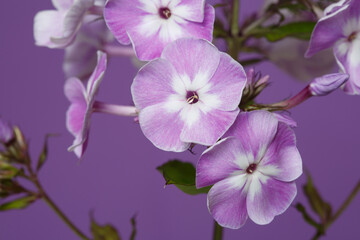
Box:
[0,117,13,144]
[0,161,18,180]
[13,127,27,151]
[309,73,349,96]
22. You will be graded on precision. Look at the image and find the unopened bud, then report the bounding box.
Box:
[13,127,27,151]
[0,118,13,144]
[309,73,349,96]
[0,162,18,180]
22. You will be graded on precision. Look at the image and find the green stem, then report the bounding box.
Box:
[25,156,90,240]
[326,179,360,228]
[231,0,239,37]
[40,189,90,240]
[213,221,223,240]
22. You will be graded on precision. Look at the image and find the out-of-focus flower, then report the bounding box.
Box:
[65,51,107,158]
[34,0,96,48]
[63,16,114,80]
[306,0,360,94]
[257,0,336,81]
[196,110,302,229]
[0,118,13,144]
[131,38,246,152]
[309,73,349,96]
[104,0,215,60]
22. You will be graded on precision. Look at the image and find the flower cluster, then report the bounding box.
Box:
[33,0,358,232]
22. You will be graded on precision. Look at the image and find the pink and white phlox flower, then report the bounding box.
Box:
[34,0,97,48]
[104,0,215,61]
[306,0,360,94]
[131,38,246,152]
[65,51,107,158]
[196,110,302,229]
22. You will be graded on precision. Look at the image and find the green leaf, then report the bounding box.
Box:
[252,21,316,42]
[0,195,37,211]
[156,160,211,195]
[130,215,137,240]
[303,172,332,222]
[36,134,57,172]
[91,215,121,240]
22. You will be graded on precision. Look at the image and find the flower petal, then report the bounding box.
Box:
[247,175,297,225]
[64,77,86,104]
[204,52,246,111]
[259,123,302,182]
[161,38,220,85]
[305,6,348,57]
[63,18,112,80]
[171,0,205,22]
[224,111,278,162]
[272,112,297,128]
[64,78,87,143]
[65,93,87,137]
[138,103,189,152]
[196,137,249,188]
[52,0,74,10]
[51,0,95,48]
[175,4,215,41]
[34,10,65,47]
[131,58,184,110]
[86,51,107,102]
[180,107,239,146]
[207,175,249,229]
[104,0,145,45]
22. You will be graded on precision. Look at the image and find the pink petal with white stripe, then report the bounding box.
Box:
[207,175,249,229]
[246,176,297,225]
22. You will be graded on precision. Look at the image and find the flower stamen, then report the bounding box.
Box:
[348,32,357,42]
[186,91,199,104]
[246,163,257,174]
[159,7,171,19]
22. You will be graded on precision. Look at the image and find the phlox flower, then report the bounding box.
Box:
[104,0,215,60]
[65,51,107,158]
[306,0,360,94]
[65,51,138,158]
[34,0,98,48]
[196,110,302,229]
[131,38,246,152]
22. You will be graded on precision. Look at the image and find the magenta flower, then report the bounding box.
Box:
[104,0,215,61]
[131,38,246,152]
[0,117,13,144]
[34,0,97,48]
[196,110,302,229]
[65,51,137,158]
[305,0,360,94]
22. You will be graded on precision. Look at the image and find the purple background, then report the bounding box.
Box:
[1,0,359,239]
